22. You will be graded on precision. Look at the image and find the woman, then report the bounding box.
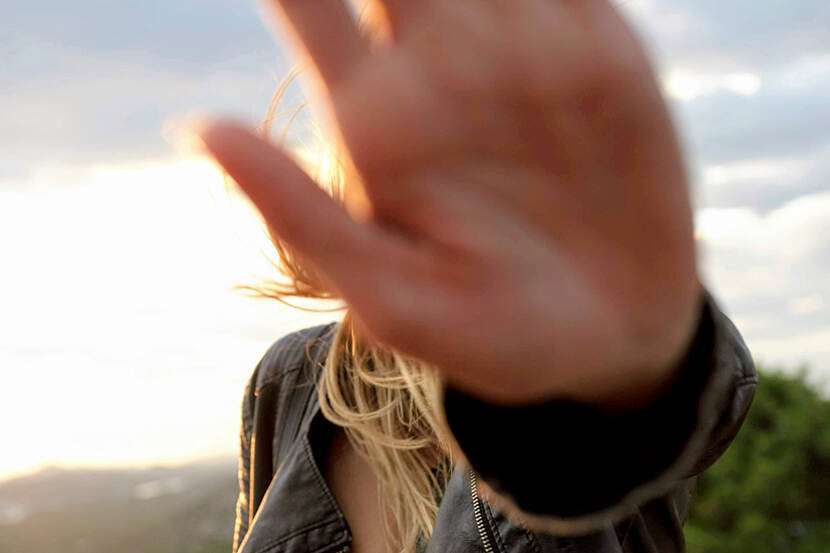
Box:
[192,1,757,552]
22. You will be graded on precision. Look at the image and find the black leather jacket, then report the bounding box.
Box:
[232,291,756,553]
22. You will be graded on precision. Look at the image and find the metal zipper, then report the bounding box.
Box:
[469,471,496,553]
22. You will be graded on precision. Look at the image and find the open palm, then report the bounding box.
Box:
[197,0,703,407]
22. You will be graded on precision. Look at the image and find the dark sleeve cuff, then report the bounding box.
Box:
[443,289,753,527]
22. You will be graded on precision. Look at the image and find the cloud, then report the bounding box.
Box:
[623,0,830,73]
[696,190,830,381]
[0,1,312,182]
[0,48,311,183]
[672,55,830,168]
[4,0,828,216]
[2,0,277,72]
[692,144,830,211]
[663,70,762,101]
[619,1,830,212]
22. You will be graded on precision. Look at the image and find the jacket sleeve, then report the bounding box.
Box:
[442,288,757,534]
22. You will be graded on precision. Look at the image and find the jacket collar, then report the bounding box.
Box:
[240,388,351,553]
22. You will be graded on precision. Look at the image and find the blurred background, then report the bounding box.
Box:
[0,1,828,552]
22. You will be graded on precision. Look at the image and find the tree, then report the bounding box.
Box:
[686,366,830,553]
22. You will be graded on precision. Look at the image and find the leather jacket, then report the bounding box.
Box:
[232,290,756,553]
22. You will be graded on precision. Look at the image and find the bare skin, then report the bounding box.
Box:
[196,1,704,550]
[195,0,701,409]
[324,428,393,553]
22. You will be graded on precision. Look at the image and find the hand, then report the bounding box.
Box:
[195,0,703,407]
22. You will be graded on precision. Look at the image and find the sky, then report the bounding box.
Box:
[0,0,828,480]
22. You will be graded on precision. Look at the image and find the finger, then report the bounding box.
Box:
[195,121,447,355]
[265,0,371,90]
[193,120,383,298]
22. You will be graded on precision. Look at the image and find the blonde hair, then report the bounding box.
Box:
[240,3,455,551]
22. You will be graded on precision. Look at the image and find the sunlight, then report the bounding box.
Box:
[0,156,337,480]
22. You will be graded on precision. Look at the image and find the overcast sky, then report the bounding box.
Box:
[1,0,828,479]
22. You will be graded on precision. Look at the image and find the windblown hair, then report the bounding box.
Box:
[239,3,455,551]
[319,315,454,551]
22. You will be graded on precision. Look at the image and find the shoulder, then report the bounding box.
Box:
[240,321,338,437]
[250,321,339,395]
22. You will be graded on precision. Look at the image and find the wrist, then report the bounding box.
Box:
[562,283,706,413]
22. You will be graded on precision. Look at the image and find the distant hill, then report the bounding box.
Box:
[0,457,238,553]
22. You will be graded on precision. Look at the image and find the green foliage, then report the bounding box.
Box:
[686,366,830,553]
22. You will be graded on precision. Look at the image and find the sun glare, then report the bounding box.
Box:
[0,155,337,480]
